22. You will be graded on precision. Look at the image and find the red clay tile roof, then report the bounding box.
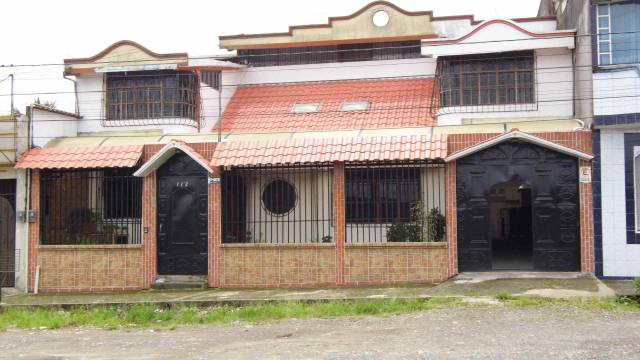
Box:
[15,145,143,169]
[211,135,447,167]
[218,77,436,133]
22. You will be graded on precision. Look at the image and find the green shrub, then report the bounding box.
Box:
[387,223,423,242]
[634,277,640,294]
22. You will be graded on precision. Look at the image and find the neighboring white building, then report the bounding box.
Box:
[590,1,640,278]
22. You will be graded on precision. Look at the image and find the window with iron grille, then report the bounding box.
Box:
[40,169,143,245]
[221,165,333,244]
[234,41,421,67]
[106,71,197,121]
[438,51,535,108]
[345,167,421,223]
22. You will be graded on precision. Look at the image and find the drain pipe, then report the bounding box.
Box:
[63,74,79,115]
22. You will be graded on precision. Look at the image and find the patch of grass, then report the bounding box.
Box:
[499,296,640,311]
[0,298,459,332]
[494,292,515,301]
[634,277,640,294]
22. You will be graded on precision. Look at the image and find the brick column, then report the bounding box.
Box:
[333,162,346,285]
[445,161,458,277]
[208,168,222,288]
[27,170,40,293]
[141,172,157,288]
[579,159,595,273]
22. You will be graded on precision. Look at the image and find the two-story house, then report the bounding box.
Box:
[14,1,595,293]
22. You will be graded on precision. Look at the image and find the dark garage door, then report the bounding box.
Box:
[456,141,580,271]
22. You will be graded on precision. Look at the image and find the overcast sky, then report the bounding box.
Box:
[0,0,541,114]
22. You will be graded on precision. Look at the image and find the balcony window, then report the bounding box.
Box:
[438,51,535,108]
[106,71,197,121]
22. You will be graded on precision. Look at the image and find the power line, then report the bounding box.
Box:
[2,29,640,69]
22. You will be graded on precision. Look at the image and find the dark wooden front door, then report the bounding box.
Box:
[0,180,15,287]
[456,141,580,272]
[157,153,208,275]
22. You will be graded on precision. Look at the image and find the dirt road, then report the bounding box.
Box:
[1,305,639,359]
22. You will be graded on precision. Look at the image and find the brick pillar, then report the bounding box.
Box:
[141,172,157,288]
[208,168,222,288]
[27,170,40,293]
[445,161,458,277]
[579,159,595,273]
[333,162,346,285]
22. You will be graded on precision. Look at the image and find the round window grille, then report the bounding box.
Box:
[262,179,297,215]
[372,10,390,27]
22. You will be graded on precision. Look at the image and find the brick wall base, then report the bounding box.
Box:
[344,243,449,285]
[36,245,143,293]
[219,244,337,288]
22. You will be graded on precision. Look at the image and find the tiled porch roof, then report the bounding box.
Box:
[15,145,143,169]
[211,134,447,167]
[218,77,436,134]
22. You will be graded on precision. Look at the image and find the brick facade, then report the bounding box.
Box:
[27,170,39,292]
[333,161,346,285]
[344,243,449,285]
[208,168,222,287]
[219,244,337,287]
[37,245,143,292]
[141,171,157,288]
[445,162,458,277]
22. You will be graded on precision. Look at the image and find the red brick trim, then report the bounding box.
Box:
[27,170,40,293]
[333,161,346,285]
[141,172,157,288]
[445,161,458,277]
[579,159,595,272]
[208,169,222,288]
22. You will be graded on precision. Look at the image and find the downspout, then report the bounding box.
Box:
[63,74,79,115]
[218,71,222,143]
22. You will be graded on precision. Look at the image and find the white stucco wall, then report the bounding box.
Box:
[599,130,640,277]
[593,68,640,116]
[234,58,436,86]
[437,48,575,125]
[31,108,78,148]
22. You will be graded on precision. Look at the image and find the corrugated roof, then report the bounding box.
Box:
[218,77,437,134]
[211,135,447,167]
[15,145,143,169]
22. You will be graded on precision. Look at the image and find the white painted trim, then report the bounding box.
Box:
[444,131,594,162]
[133,142,213,177]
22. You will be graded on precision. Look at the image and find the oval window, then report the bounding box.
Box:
[262,180,296,215]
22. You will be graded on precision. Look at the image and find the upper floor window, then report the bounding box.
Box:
[438,51,535,108]
[597,1,640,65]
[106,71,197,121]
[234,41,421,67]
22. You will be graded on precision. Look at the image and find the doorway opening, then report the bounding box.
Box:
[489,180,533,270]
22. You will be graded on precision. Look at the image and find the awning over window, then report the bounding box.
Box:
[15,145,143,169]
[211,135,447,167]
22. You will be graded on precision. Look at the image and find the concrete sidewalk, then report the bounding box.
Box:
[0,272,621,307]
